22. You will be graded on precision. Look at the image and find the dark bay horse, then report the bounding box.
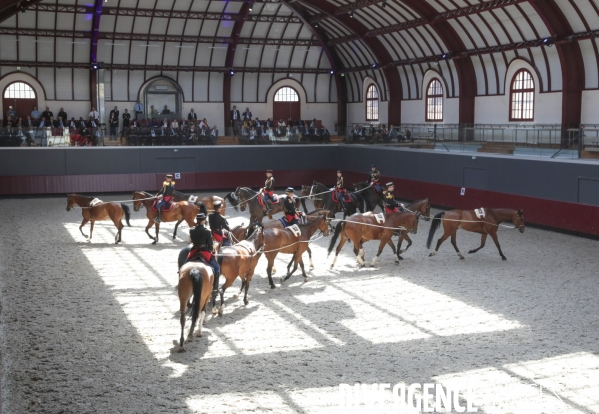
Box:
[300,184,324,213]
[213,223,264,315]
[328,212,419,268]
[177,262,214,352]
[264,214,330,289]
[353,181,385,212]
[310,181,365,218]
[426,208,525,260]
[66,194,131,243]
[132,191,199,244]
[173,190,220,215]
[231,187,301,223]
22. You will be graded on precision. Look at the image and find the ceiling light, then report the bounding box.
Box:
[382,0,387,7]
[349,11,354,18]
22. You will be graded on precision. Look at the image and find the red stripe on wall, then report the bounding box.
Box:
[2,170,598,236]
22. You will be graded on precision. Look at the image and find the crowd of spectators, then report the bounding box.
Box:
[348,124,411,144]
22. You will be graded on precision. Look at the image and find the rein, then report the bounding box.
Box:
[330,217,409,231]
[70,195,156,209]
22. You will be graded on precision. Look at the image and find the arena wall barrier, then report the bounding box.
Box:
[1,146,598,236]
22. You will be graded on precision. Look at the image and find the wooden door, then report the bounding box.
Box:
[273,101,301,122]
[2,97,37,119]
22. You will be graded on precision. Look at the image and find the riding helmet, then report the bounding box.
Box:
[285,187,294,193]
[213,200,222,208]
[196,213,206,221]
[165,174,173,179]
[386,182,394,187]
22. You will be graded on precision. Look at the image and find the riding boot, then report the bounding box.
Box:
[340,200,349,214]
[154,209,162,223]
[265,200,272,215]
[212,269,221,296]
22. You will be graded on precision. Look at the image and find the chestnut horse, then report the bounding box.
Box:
[300,184,324,213]
[327,212,419,268]
[229,187,301,223]
[173,190,224,216]
[66,194,131,243]
[426,208,525,260]
[213,222,265,315]
[177,262,214,352]
[132,191,201,244]
[396,198,431,253]
[264,214,331,289]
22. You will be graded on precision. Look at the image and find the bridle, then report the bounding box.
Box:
[514,213,526,232]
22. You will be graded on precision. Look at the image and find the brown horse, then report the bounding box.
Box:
[264,214,331,289]
[177,262,214,352]
[173,190,224,216]
[213,222,265,315]
[328,212,419,268]
[66,194,131,243]
[230,187,301,223]
[300,184,324,213]
[426,208,525,260]
[396,198,431,253]
[132,191,199,244]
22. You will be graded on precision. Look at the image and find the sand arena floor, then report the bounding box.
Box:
[1,193,599,413]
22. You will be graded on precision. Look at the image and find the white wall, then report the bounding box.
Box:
[232,78,338,130]
[581,90,599,124]
[475,58,562,124]
[399,69,459,124]
[346,77,389,125]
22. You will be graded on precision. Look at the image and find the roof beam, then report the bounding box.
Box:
[0,0,44,24]
[324,0,529,45]
[0,60,332,73]
[0,28,320,46]
[25,4,302,23]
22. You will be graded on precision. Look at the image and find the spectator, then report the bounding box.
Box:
[58,107,67,123]
[171,118,179,129]
[387,125,398,143]
[150,105,158,116]
[5,106,15,119]
[122,109,130,134]
[25,116,34,128]
[31,106,40,122]
[134,100,144,117]
[209,125,218,145]
[109,106,119,139]
[42,106,53,121]
[162,118,169,129]
[89,107,99,120]
[162,105,171,114]
[242,107,252,121]
[188,108,197,121]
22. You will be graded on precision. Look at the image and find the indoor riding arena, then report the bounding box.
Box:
[2,1,599,413]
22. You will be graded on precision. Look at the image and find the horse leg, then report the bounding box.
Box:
[154,222,160,244]
[266,256,276,289]
[89,220,95,242]
[115,221,124,244]
[298,259,308,282]
[307,247,314,269]
[243,275,251,305]
[282,252,300,283]
[468,234,488,255]
[218,276,236,317]
[235,280,246,300]
[354,240,365,267]
[450,231,464,259]
[489,231,507,260]
[429,230,451,257]
[145,221,156,242]
[79,218,89,238]
[330,231,349,269]
[398,234,412,254]
[173,219,183,240]
[179,308,186,352]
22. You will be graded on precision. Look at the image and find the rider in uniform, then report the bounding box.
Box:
[368,164,382,195]
[179,213,221,295]
[208,200,231,247]
[382,182,401,213]
[335,170,349,214]
[155,174,175,223]
[263,170,275,215]
[283,187,302,225]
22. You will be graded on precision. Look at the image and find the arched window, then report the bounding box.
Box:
[142,77,183,118]
[425,79,443,122]
[365,84,379,121]
[509,69,534,121]
[274,87,299,102]
[3,82,36,99]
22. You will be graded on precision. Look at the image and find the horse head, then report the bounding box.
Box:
[66,194,75,211]
[132,190,146,212]
[514,209,526,233]
[316,214,331,237]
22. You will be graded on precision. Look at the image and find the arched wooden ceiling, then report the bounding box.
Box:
[1,0,599,104]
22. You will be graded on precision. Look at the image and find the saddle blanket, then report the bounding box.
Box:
[188,195,198,203]
[152,199,174,212]
[279,216,306,228]
[332,191,352,203]
[90,198,103,207]
[287,224,301,237]
[258,193,280,206]
[474,208,485,219]
[374,212,385,224]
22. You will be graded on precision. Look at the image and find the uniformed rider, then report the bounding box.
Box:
[208,200,231,247]
[177,213,221,294]
[382,182,401,213]
[263,169,275,215]
[155,174,175,223]
[283,187,302,226]
[368,164,382,195]
[335,170,349,214]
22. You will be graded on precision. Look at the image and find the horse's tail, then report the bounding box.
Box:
[327,221,344,256]
[426,212,445,249]
[353,192,366,213]
[224,192,239,211]
[196,202,207,216]
[190,268,203,327]
[121,203,131,227]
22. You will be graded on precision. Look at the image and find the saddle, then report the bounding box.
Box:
[257,193,279,206]
[89,198,103,207]
[374,212,385,224]
[474,208,486,219]
[286,224,301,237]
[332,191,352,203]
[151,199,174,212]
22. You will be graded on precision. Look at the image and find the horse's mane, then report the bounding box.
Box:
[306,208,328,215]
[297,214,324,227]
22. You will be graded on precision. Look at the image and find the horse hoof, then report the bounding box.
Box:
[218,309,223,316]
[468,250,475,254]
[172,236,176,240]
[232,294,238,300]
[212,307,218,315]
[303,277,309,283]
[244,299,249,305]
[502,256,507,261]
[459,256,465,260]
[397,256,404,260]
[280,277,285,284]
[270,285,276,289]
[151,241,157,245]
[178,346,186,353]
[428,252,436,257]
